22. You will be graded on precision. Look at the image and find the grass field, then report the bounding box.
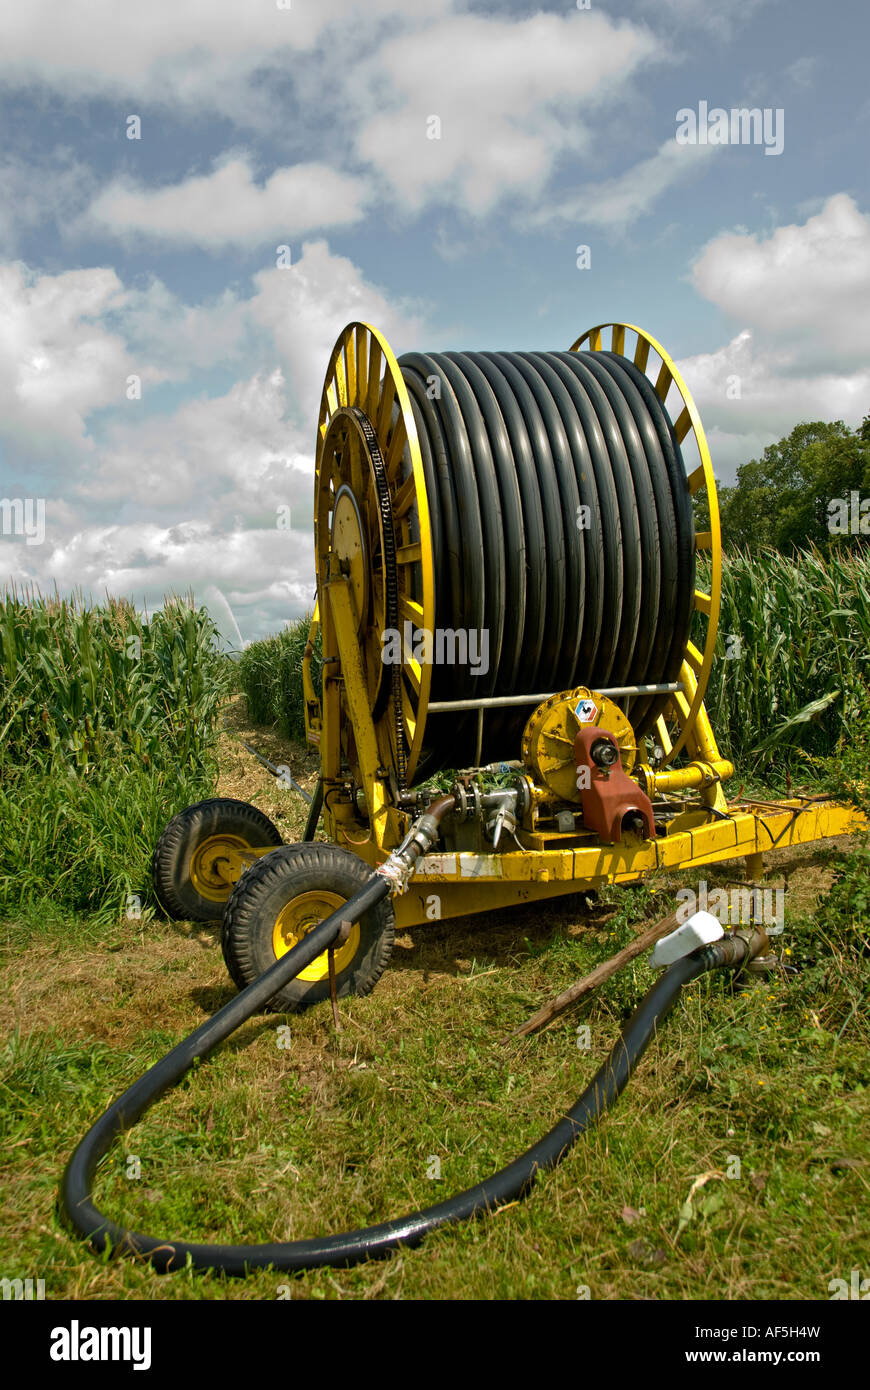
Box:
[1,556,869,1301]
[1,693,867,1301]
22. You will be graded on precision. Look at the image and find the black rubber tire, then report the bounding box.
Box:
[151,798,284,923]
[221,843,396,1014]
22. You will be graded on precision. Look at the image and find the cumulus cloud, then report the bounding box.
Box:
[690,194,870,369]
[0,262,146,458]
[351,11,661,215]
[85,157,371,249]
[0,1,450,123]
[675,197,870,479]
[38,519,316,642]
[0,6,678,236]
[110,279,251,376]
[676,329,870,478]
[249,239,428,424]
[0,242,428,636]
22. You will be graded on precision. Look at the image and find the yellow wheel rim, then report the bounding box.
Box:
[271,890,361,983]
[570,322,722,766]
[314,321,435,785]
[189,834,253,904]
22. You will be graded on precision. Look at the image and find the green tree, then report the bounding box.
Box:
[716,417,870,550]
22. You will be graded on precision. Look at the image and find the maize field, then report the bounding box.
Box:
[0,589,228,919]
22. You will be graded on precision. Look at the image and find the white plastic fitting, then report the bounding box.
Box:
[651,910,724,967]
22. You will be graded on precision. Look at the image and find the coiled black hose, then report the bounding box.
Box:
[398,349,694,771]
[61,875,737,1277]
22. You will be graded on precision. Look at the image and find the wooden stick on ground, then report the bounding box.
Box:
[511,907,683,1039]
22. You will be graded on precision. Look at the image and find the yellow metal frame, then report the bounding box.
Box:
[198,795,867,931]
[368,797,866,928]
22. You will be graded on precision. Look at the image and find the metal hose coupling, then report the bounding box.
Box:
[375,795,456,896]
[697,925,770,972]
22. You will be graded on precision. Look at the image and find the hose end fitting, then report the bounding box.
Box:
[376,797,456,896]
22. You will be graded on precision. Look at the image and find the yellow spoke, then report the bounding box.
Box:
[654,362,672,400]
[367,339,383,419]
[688,464,705,495]
[399,595,424,625]
[355,325,368,407]
[386,418,407,479]
[343,333,356,400]
[377,371,397,445]
[685,640,704,674]
[673,406,692,443]
[392,473,416,519]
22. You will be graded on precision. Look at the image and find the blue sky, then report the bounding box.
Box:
[1,0,868,640]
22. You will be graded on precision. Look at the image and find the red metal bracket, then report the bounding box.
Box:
[573,727,656,844]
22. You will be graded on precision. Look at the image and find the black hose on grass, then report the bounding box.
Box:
[61,883,756,1276]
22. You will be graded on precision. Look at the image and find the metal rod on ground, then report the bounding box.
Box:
[237,738,313,803]
[510,907,684,1039]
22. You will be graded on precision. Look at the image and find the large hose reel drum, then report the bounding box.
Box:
[314,322,721,793]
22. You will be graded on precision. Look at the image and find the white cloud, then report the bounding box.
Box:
[83,369,309,512]
[528,138,718,230]
[786,56,817,88]
[678,197,870,478]
[249,239,428,423]
[38,520,316,642]
[676,329,870,479]
[0,6,674,237]
[112,279,251,375]
[351,11,660,215]
[0,262,146,452]
[0,241,430,636]
[690,194,870,370]
[635,0,775,38]
[0,1,449,124]
[85,157,371,249]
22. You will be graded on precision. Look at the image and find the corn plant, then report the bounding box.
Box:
[238,613,321,743]
[699,547,870,769]
[0,587,229,918]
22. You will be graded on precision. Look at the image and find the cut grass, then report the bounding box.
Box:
[1,730,867,1300]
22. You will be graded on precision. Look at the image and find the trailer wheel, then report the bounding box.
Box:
[221,843,395,1013]
[152,798,283,923]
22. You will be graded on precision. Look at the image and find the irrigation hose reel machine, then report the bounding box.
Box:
[304,319,864,957]
[306,320,734,921]
[151,319,864,1009]
[66,320,868,1277]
